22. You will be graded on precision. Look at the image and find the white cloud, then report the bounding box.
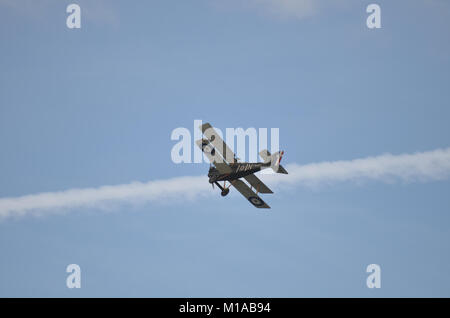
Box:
[1,148,450,220]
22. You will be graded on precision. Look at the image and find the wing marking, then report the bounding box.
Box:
[231,180,270,209]
[200,123,236,164]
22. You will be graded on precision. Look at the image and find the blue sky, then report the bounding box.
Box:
[1,0,450,297]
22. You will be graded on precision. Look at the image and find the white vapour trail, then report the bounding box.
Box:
[0,176,211,220]
[272,148,450,187]
[1,148,450,220]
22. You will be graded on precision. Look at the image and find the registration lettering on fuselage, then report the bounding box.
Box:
[236,163,258,172]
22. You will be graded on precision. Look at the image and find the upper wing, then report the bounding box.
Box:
[243,174,273,194]
[195,139,232,174]
[231,179,270,209]
[200,122,236,164]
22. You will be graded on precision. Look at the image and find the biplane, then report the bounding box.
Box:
[196,123,288,209]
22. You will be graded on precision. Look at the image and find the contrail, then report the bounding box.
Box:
[1,148,450,220]
[0,176,211,220]
[271,147,450,187]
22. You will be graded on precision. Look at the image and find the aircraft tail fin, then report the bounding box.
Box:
[259,150,288,174]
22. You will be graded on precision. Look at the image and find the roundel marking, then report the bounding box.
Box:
[248,196,264,207]
[203,144,215,155]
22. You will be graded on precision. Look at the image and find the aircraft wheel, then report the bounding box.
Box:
[221,188,230,197]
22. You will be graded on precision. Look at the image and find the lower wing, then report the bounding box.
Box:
[231,179,270,209]
[244,174,273,194]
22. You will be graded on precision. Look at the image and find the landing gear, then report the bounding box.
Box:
[215,181,230,197]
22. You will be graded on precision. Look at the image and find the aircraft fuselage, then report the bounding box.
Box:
[208,162,270,183]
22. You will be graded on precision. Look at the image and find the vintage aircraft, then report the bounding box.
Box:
[196,123,288,209]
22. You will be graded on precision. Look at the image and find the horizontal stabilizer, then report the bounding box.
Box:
[259,149,288,174]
